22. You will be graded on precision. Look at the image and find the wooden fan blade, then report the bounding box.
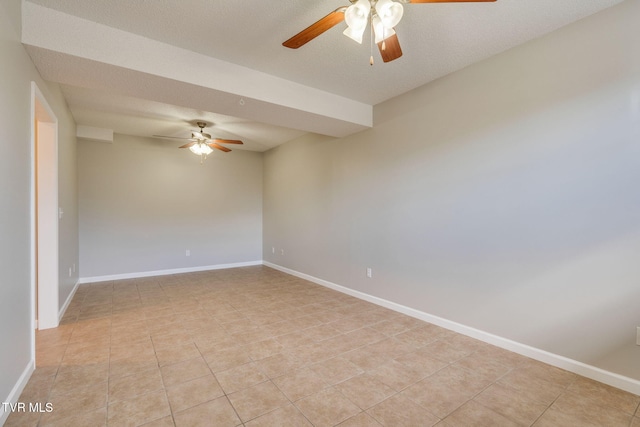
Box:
[179,141,197,148]
[409,0,496,3]
[208,142,231,152]
[212,139,243,145]
[283,7,347,49]
[377,34,403,63]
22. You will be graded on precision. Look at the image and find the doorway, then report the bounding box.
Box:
[31,82,59,333]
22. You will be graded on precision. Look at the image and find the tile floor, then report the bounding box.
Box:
[6,266,640,426]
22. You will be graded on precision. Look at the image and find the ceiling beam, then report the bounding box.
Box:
[21,2,372,138]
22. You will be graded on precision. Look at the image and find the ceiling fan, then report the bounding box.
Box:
[154,121,243,162]
[283,0,497,64]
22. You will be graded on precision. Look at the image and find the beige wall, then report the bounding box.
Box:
[78,134,263,278]
[264,0,640,381]
[0,0,78,414]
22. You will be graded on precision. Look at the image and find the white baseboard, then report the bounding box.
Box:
[58,280,79,322]
[0,359,35,426]
[263,261,640,396]
[78,260,263,284]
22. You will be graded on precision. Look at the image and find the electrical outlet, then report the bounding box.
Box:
[366,268,372,278]
[68,267,72,277]
[186,249,190,256]
[637,327,640,346]
[272,247,275,254]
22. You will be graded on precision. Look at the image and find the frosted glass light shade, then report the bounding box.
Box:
[189,142,213,156]
[343,0,371,44]
[343,26,366,44]
[375,0,403,29]
[372,15,396,43]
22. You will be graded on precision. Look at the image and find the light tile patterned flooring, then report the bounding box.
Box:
[7,266,640,426]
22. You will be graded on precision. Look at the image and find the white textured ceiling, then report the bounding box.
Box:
[22,0,624,151]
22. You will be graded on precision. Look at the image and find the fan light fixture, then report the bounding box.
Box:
[344,0,403,45]
[189,141,213,157]
[152,122,244,164]
[283,0,497,65]
[188,129,214,162]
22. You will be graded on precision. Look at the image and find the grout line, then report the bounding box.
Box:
[22,266,640,427]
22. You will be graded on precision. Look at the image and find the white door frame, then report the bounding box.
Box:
[30,81,59,341]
